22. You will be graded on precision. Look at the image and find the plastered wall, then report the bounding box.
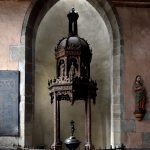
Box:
[0,0,30,147]
[1,0,150,149]
[0,1,29,70]
[34,0,111,149]
[117,7,150,148]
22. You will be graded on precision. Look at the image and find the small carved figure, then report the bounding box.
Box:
[60,60,65,77]
[133,75,146,112]
[69,62,76,79]
[48,80,51,86]
[70,120,75,136]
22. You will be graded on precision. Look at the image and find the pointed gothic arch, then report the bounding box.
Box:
[21,0,123,147]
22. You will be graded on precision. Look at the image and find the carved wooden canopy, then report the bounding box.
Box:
[48,8,97,105]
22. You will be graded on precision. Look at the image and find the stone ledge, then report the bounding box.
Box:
[112,0,150,7]
[104,148,150,150]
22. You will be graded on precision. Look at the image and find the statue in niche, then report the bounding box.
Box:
[69,62,77,79]
[59,60,65,77]
[133,75,146,121]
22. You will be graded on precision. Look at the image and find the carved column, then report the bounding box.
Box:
[51,93,62,150]
[57,99,61,145]
[85,99,94,150]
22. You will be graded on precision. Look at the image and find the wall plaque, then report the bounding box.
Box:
[0,71,19,136]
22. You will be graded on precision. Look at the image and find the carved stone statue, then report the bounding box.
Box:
[69,62,76,79]
[133,75,146,112]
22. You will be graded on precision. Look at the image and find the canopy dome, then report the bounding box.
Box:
[56,36,90,51]
[55,8,92,63]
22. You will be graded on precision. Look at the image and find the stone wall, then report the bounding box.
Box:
[23,0,122,148]
[0,1,29,70]
[34,0,111,148]
[1,0,150,149]
[117,7,150,148]
[0,0,122,148]
[0,0,30,147]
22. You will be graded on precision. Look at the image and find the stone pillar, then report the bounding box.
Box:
[64,57,67,77]
[57,99,62,146]
[51,93,62,150]
[85,99,94,150]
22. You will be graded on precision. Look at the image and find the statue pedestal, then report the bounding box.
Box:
[134,110,145,121]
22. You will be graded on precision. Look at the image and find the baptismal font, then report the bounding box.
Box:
[48,8,97,150]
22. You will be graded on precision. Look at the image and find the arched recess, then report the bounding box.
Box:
[21,0,123,147]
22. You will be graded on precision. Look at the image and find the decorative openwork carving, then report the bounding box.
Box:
[48,8,97,150]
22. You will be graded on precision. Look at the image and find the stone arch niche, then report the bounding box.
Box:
[21,0,123,148]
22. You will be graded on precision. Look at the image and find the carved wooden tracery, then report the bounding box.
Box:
[48,8,97,150]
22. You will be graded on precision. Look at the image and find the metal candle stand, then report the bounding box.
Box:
[64,120,80,150]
